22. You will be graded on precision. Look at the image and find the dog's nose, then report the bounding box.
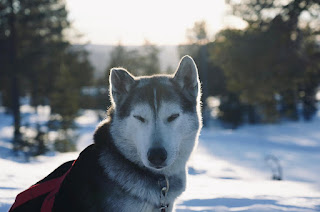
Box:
[147,147,167,167]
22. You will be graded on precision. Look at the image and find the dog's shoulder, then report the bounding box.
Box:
[53,144,110,211]
[93,117,113,147]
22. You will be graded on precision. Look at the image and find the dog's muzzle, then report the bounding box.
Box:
[147,147,167,168]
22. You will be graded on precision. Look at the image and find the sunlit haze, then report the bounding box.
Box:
[66,0,245,45]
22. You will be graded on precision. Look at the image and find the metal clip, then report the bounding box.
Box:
[159,176,169,212]
[159,205,168,211]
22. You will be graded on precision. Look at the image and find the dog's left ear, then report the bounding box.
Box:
[109,68,136,105]
[173,55,200,99]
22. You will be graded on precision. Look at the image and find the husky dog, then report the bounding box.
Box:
[10,55,202,212]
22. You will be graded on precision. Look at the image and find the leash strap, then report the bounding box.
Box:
[9,160,76,212]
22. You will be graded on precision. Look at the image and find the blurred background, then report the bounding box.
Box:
[0,0,320,211]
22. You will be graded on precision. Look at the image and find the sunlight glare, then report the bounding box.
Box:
[66,0,234,45]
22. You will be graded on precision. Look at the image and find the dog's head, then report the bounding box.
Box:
[109,56,202,174]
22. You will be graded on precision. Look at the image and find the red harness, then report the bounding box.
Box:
[9,160,76,212]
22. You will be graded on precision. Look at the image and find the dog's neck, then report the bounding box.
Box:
[94,118,185,208]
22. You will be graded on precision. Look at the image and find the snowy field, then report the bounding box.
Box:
[0,106,320,211]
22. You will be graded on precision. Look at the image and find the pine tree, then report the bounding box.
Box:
[106,43,141,75]
[50,62,79,129]
[138,40,160,75]
[106,42,161,76]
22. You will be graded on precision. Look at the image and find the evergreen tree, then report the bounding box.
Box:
[138,40,160,75]
[106,43,141,75]
[50,62,79,129]
[106,41,161,76]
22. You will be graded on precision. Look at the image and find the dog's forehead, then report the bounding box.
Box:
[135,76,176,102]
[137,76,171,87]
[116,75,195,118]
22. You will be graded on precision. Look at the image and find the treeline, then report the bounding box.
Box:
[180,0,320,128]
[0,0,94,154]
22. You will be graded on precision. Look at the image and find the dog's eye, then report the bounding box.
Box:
[167,113,180,122]
[133,115,146,123]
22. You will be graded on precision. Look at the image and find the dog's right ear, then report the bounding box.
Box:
[173,55,200,100]
[109,68,135,106]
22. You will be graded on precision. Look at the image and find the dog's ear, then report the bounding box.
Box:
[173,55,200,99]
[109,68,135,105]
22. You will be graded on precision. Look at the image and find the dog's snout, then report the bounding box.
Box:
[147,147,167,167]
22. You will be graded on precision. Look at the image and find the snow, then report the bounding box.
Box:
[0,106,320,211]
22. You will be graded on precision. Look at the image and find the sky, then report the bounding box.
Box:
[66,0,246,45]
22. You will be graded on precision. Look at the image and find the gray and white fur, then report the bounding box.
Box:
[98,55,202,211]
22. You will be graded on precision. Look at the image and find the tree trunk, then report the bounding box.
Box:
[9,0,22,147]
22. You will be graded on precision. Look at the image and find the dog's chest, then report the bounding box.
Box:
[124,201,157,212]
[103,193,161,212]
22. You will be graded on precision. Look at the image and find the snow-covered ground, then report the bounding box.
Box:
[0,107,320,212]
